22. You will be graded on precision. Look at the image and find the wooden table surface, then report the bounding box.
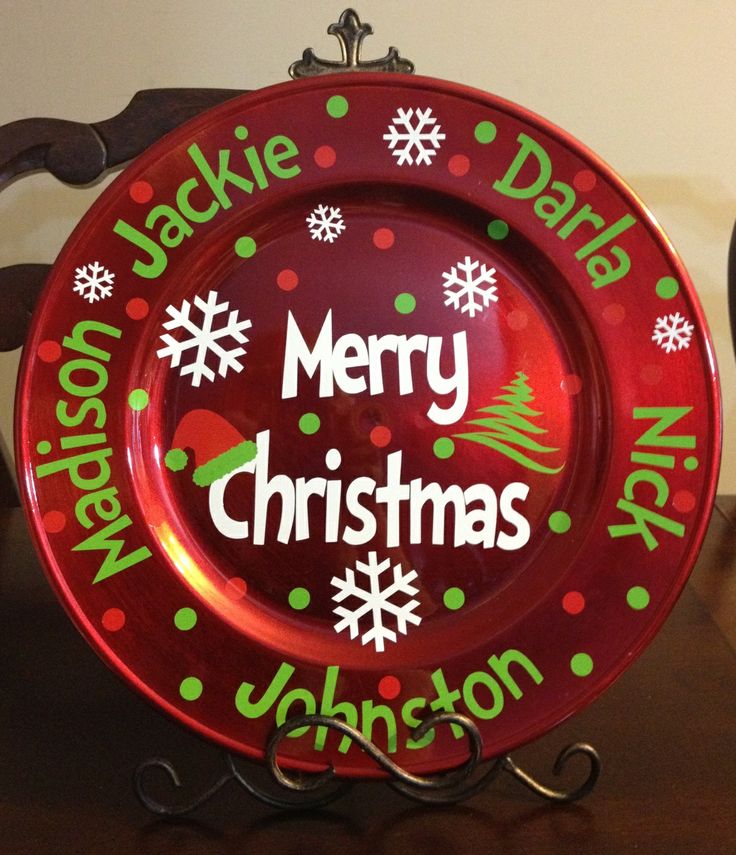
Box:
[1,500,735,855]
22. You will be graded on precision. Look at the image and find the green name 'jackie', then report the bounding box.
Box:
[113,125,302,280]
[35,320,152,583]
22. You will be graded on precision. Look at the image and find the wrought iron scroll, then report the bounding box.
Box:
[289,8,414,78]
[134,713,601,815]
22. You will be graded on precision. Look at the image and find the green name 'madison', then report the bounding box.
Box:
[35,320,152,583]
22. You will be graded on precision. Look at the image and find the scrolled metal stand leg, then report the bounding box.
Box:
[134,712,600,816]
[134,756,237,817]
[134,751,351,815]
[500,743,602,803]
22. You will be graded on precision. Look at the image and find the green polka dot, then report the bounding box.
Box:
[179,676,203,701]
[487,219,509,240]
[656,276,679,300]
[443,587,465,610]
[234,125,248,140]
[289,587,311,610]
[174,607,197,631]
[36,440,51,455]
[474,120,497,143]
[684,456,699,471]
[548,511,571,534]
[326,95,349,118]
[394,292,416,314]
[128,389,149,411]
[627,586,650,610]
[165,448,188,472]
[433,437,455,459]
[570,653,593,677]
[299,413,320,435]
[235,236,257,258]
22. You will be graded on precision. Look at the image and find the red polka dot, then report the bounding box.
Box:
[378,675,401,700]
[225,577,247,600]
[506,309,528,331]
[372,228,395,250]
[101,607,126,632]
[640,364,664,386]
[37,340,61,363]
[314,145,337,168]
[129,181,154,203]
[42,510,66,533]
[573,170,597,192]
[602,303,626,325]
[277,269,299,291]
[448,154,470,176]
[370,426,392,448]
[562,591,585,615]
[126,297,149,320]
[561,374,582,395]
[673,489,696,513]
[147,503,166,527]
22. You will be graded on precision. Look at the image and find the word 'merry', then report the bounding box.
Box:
[282,310,469,426]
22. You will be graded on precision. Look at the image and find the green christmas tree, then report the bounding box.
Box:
[453,371,564,474]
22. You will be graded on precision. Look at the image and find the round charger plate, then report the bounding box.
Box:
[16,73,720,777]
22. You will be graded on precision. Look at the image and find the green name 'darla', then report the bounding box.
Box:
[35,320,152,583]
[113,126,302,280]
[493,133,637,289]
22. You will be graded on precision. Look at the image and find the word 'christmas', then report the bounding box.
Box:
[282,310,469,426]
[209,430,531,549]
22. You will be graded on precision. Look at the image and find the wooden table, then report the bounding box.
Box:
[1,500,735,854]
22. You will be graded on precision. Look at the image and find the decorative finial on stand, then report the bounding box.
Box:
[289,8,415,78]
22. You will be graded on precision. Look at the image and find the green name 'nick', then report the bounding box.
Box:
[113,127,302,279]
[608,406,695,550]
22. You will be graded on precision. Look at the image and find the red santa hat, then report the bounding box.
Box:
[164,409,257,487]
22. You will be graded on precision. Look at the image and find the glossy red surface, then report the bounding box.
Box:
[15,74,720,776]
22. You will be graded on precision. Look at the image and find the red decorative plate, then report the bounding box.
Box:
[16,74,720,777]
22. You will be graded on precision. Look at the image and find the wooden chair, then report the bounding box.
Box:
[0,8,413,508]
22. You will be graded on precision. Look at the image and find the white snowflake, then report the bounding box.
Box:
[157,290,252,387]
[331,551,422,653]
[442,256,498,318]
[383,107,446,166]
[306,204,346,243]
[73,261,115,303]
[652,312,694,353]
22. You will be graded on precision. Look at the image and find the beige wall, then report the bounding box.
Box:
[1,0,734,487]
